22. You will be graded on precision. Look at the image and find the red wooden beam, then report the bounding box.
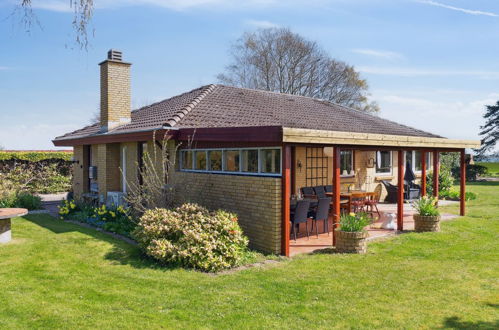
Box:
[421,151,427,197]
[332,146,341,246]
[460,149,466,216]
[433,150,440,201]
[397,150,404,231]
[281,144,291,256]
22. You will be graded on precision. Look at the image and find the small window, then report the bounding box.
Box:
[194,151,207,170]
[376,151,392,174]
[208,150,222,171]
[241,149,259,173]
[181,150,193,170]
[260,149,280,174]
[414,151,422,172]
[224,150,240,172]
[340,150,353,176]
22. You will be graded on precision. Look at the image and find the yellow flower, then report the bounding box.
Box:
[110,211,116,218]
[349,212,356,217]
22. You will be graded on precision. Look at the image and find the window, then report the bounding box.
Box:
[180,147,281,176]
[194,151,206,170]
[208,150,222,171]
[376,151,392,174]
[405,151,431,173]
[260,149,280,174]
[305,147,328,187]
[224,150,240,172]
[340,150,354,176]
[242,149,259,173]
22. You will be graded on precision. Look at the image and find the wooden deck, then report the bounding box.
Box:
[289,202,458,257]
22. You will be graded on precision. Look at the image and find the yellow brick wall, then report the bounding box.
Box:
[96,143,121,200]
[173,172,282,254]
[100,61,131,131]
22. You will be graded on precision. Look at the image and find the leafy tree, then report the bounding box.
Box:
[478,101,499,155]
[218,28,379,113]
[15,0,94,49]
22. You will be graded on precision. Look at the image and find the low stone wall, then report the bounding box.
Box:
[173,172,282,254]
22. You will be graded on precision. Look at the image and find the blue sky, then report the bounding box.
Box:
[1,0,498,150]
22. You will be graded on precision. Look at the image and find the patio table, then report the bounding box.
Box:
[326,191,376,213]
[0,208,28,243]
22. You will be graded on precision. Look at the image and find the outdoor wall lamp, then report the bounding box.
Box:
[297,159,302,172]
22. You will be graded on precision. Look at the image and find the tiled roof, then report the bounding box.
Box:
[54,84,442,141]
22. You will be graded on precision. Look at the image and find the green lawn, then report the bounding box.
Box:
[1,183,498,329]
[477,162,499,177]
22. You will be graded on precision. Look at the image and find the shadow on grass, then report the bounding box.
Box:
[22,214,182,272]
[442,316,498,329]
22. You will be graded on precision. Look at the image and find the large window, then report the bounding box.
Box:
[180,147,281,176]
[406,151,432,172]
[376,151,392,174]
[340,150,354,176]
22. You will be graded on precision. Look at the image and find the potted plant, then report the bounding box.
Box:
[335,212,371,254]
[412,196,441,232]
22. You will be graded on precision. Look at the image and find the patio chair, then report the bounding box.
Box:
[324,185,333,193]
[313,186,327,199]
[365,184,382,219]
[351,195,366,213]
[381,180,398,203]
[290,199,311,241]
[310,198,331,237]
[300,186,317,199]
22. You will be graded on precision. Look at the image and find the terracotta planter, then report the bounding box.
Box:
[413,214,441,232]
[335,230,368,254]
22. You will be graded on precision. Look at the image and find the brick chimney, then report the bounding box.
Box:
[99,49,131,132]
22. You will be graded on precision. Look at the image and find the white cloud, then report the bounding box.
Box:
[351,48,403,60]
[416,0,498,17]
[358,66,499,79]
[374,91,499,140]
[244,19,279,28]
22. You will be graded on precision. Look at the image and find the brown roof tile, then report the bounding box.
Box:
[54,84,442,141]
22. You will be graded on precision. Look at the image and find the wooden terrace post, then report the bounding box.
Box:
[397,150,404,231]
[281,144,291,257]
[332,146,341,246]
[460,149,466,216]
[433,150,440,202]
[421,151,427,197]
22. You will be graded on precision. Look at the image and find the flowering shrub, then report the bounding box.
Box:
[412,196,440,216]
[339,212,371,232]
[133,203,249,272]
[59,201,136,237]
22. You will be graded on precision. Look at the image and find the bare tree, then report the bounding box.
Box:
[16,0,94,49]
[218,28,379,113]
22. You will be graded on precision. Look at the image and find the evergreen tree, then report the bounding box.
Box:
[478,101,499,155]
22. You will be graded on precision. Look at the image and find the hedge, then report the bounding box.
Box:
[0,151,73,162]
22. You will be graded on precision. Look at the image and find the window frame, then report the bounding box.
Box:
[405,151,432,173]
[179,147,282,177]
[340,150,355,177]
[375,150,393,175]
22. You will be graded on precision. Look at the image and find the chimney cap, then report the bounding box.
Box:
[108,49,122,61]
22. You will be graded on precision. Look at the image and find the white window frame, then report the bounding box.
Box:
[375,150,393,175]
[405,151,432,173]
[340,150,354,177]
[180,147,282,177]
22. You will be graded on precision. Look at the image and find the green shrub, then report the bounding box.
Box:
[412,196,440,216]
[465,192,477,201]
[339,212,371,232]
[426,167,454,195]
[133,204,249,272]
[15,192,42,210]
[0,151,72,161]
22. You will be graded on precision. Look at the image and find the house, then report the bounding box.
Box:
[53,50,480,256]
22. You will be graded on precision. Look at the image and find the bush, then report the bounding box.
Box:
[426,167,454,195]
[0,151,72,162]
[412,196,439,216]
[0,162,71,194]
[133,204,249,272]
[465,192,477,201]
[339,212,371,232]
[15,192,42,210]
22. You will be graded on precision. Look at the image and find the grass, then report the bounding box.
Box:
[1,183,498,329]
[477,161,499,177]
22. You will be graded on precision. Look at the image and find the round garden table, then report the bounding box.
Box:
[0,208,28,243]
